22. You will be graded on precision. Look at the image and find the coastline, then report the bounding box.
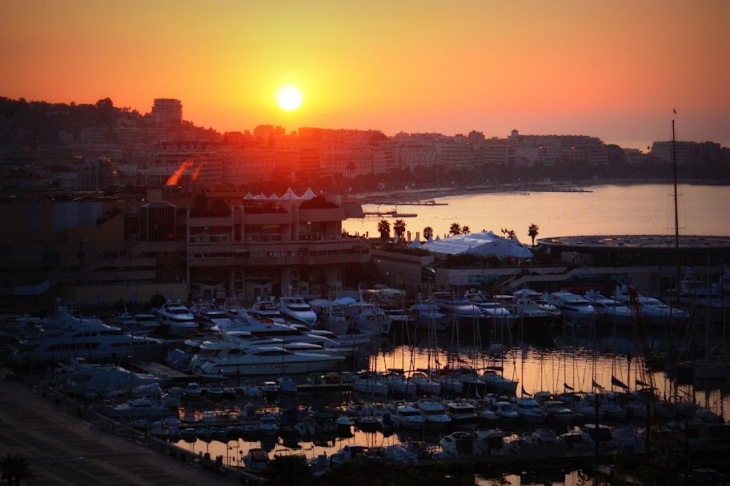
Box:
[347,178,730,205]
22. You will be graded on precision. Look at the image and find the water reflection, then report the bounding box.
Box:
[172,326,730,470]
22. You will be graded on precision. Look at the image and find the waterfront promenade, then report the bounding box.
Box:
[0,372,239,486]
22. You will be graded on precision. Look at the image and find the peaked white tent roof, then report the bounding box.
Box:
[300,187,316,201]
[420,231,533,258]
[409,239,423,249]
[281,188,300,200]
[268,193,280,201]
[244,192,255,200]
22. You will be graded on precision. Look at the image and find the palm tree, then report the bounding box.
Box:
[393,219,406,241]
[506,229,516,240]
[462,225,471,234]
[0,454,32,486]
[527,223,540,246]
[422,226,434,240]
[377,219,391,241]
[449,222,462,236]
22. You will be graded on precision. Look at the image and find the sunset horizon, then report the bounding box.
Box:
[2,1,728,149]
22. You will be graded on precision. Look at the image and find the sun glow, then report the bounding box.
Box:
[276,86,302,111]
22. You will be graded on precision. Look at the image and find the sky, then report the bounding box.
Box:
[1,0,729,150]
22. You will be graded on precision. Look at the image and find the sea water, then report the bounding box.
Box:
[343,184,730,241]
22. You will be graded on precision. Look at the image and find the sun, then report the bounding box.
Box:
[277,86,302,111]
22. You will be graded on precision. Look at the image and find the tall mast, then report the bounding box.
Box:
[672,116,680,305]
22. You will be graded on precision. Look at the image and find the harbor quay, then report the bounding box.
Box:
[0,372,257,486]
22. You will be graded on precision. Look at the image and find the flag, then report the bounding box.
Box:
[592,379,604,390]
[563,383,575,391]
[673,108,677,114]
[611,376,629,390]
[635,379,651,388]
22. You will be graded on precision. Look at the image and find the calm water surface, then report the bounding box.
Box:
[343,184,730,240]
[175,330,730,483]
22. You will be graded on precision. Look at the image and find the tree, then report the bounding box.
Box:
[462,225,470,234]
[261,454,312,486]
[393,219,406,241]
[506,229,516,240]
[449,222,462,236]
[423,226,434,240]
[527,223,540,246]
[0,454,32,486]
[377,219,391,241]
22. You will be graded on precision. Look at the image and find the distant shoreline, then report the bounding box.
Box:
[348,179,730,205]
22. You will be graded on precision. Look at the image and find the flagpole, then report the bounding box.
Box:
[672,109,680,306]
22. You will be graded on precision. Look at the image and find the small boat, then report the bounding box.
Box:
[243,448,270,472]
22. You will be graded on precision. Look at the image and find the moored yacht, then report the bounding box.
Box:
[464,289,518,327]
[409,297,451,332]
[341,299,393,335]
[277,295,318,326]
[547,291,597,328]
[444,400,478,429]
[12,316,167,366]
[417,398,452,426]
[156,301,198,335]
[613,286,689,327]
[583,290,633,328]
[249,297,286,323]
[391,404,426,429]
[190,345,345,376]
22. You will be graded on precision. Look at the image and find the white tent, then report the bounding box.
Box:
[281,188,300,200]
[333,296,357,305]
[409,239,422,249]
[300,187,316,201]
[268,193,280,201]
[244,192,255,200]
[421,230,533,259]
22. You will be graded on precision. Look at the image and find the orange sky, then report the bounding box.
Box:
[1,0,728,149]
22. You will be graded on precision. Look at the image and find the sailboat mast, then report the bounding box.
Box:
[672,118,680,306]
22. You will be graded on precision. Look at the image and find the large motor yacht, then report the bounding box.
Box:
[190,345,344,376]
[277,295,318,326]
[156,301,198,335]
[11,304,166,366]
[547,291,598,328]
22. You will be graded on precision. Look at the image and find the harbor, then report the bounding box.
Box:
[3,302,730,485]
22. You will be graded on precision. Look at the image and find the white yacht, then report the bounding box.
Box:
[480,369,519,395]
[409,297,451,332]
[12,312,166,366]
[190,345,344,376]
[156,301,198,335]
[277,295,318,326]
[351,372,389,396]
[613,286,689,327]
[464,289,518,326]
[514,397,548,424]
[56,358,160,399]
[444,401,478,429]
[583,290,633,328]
[316,304,350,335]
[103,397,173,419]
[248,297,286,323]
[341,300,392,335]
[391,404,426,429]
[547,291,597,328]
[417,398,452,426]
[133,312,161,333]
[432,292,485,320]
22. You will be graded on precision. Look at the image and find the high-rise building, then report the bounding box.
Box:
[151,99,183,126]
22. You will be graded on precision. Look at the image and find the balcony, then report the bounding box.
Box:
[187,216,234,227]
[298,208,345,223]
